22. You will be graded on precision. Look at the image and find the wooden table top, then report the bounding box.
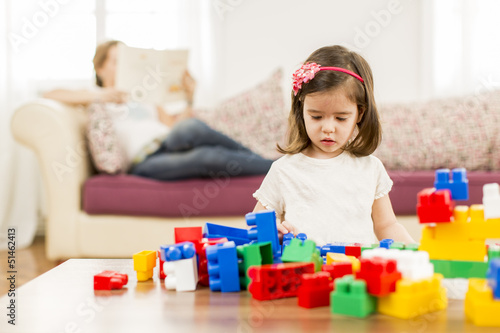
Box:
[0,259,496,333]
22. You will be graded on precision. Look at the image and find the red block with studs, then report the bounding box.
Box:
[321,262,353,281]
[417,188,454,223]
[198,237,228,286]
[297,271,333,308]
[345,243,362,258]
[355,257,402,296]
[94,271,128,290]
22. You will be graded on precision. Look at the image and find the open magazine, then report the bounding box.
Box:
[115,44,189,105]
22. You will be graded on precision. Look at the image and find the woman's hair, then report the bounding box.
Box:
[278,45,381,157]
[93,40,120,87]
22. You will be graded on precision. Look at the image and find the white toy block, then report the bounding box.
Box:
[483,183,500,220]
[164,256,198,291]
[362,248,434,280]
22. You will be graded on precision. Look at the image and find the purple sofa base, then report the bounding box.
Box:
[83,172,500,217]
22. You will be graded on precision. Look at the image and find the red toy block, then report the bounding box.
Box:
[157,250,166,280]
[345,243,362,258]
[198,237,228,286]
[298,272,333,308]
[355,257,402,296]
[417,188,454,223]
[94,271,128,290]
[322,262,353,280]
[248,262,315,300]
[175,227,203,252]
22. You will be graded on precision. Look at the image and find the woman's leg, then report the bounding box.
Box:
[159,118,252,153]
[130,145,273,181]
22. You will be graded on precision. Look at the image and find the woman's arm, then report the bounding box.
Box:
[43,88,127,106]
[372,195,416,244]
[253,201,296,237]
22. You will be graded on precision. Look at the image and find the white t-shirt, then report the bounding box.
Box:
[252,152,393,245]
[104,102,170,166]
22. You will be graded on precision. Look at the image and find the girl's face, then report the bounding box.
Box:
[96,45,118,87]
[302,89,361,159]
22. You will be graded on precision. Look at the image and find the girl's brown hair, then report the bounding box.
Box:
[93,40,120,87]
[278,45,381,157]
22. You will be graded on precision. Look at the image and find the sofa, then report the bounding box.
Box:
[11,73,500,261]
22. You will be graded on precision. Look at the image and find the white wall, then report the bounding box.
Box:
[213,0,425,105]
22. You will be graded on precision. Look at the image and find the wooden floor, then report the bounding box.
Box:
[0,236,60,294]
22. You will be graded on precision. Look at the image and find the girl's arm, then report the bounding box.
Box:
[253,201,296,237]
[43,88,127,106]
[372,195,416,244]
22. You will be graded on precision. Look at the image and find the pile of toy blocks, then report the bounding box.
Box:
[416,168,500,326]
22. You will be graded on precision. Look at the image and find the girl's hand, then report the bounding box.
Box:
[182,70,196,104]
[277,220,297,238]
[95,88,128,104]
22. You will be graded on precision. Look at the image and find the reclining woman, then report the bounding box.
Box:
[44,40,273,180]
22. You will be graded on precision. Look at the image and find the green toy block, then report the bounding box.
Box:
[488,245,500,261]
[389,242,405,250]
[331,275,376,318]
[431,259,488,278]
[236,242,273,289]
[361,243,377,253]
[404,243,420,251]
[281,238,322,271]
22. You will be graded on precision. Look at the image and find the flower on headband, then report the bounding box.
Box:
[292,62,321,96]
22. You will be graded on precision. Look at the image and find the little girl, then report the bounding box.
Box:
[253,45,415,245]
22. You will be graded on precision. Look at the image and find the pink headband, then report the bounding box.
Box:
[292,62,364,96]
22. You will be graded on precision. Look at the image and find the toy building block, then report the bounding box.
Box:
[404,243,420,251]
[245,210,280,256]
[164,256,198,292]
[175,226,203,252]
[282,238,322,271]
[489,245,500,261]
[361,243,377,254]
[94,271,128,290]
[159,242,196,262]
[362,248,434,280]
[247,262,315,300]
[157,250,166,280]
[355,257,402,296]
[487,258,500,299]
[236,242,273,289]
[322,262,353,280]
[298,272,333,308]
[282,233,307,253]
[206,241,240,292]
[133,250,157,282]
[379,239,394,249]
[204,223,249,245]
[431,259,488,279]
[377,273,447,319]
[321,242,349,256]
[465,278,500,326]
[198,238,228,286]
[483,183,500,220]
[331,275,377,318]
[417,188,454,223]
[326,253,360,272]
[389,242,405,250]
[345,243,362,258]
[434,168,469,200]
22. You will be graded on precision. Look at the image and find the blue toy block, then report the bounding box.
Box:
[206,241,241,292]
[282,232,307,253]
[245,210,280,256]
[487,258,500,299]
[159,241,196,262]
[434,168,469,200]
[203,223,250,245]
[379,239,394,249]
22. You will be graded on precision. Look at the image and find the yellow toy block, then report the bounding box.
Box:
[465,278,500,326]
[419,230,486,261]
[377,273,447,319]
[326,252,360,272]
[133,250,157,281]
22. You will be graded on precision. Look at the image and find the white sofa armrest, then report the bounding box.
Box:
[10,99,92,258]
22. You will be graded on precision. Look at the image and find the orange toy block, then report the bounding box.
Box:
[326,252,360,272]
[378,273,447,319]
[465,278,500,327]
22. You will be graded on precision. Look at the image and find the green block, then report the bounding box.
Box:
[282,238,322,271]
[404,243,419,251]
[431,259,488,278]
[488,245,500,261]
[361,243,377,253]
[389,242,405,250]
[331,275,376,318]
[236,242,273,289]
